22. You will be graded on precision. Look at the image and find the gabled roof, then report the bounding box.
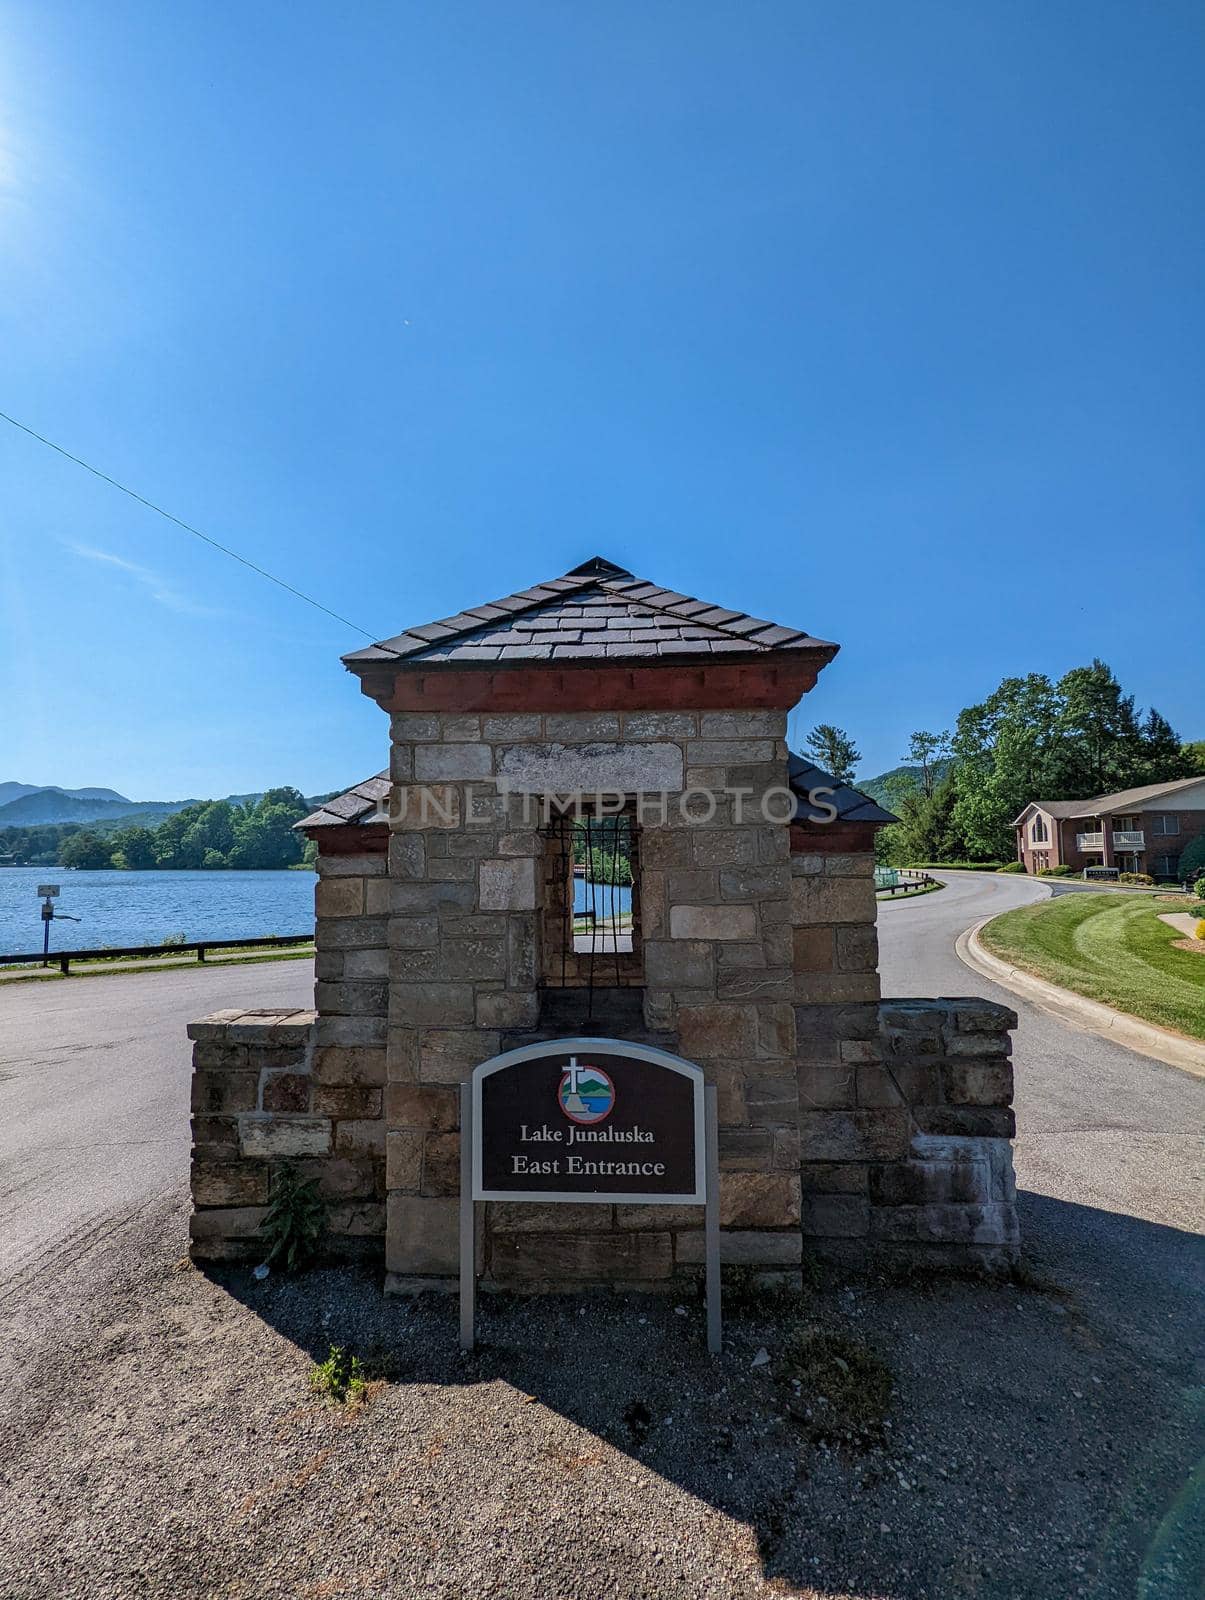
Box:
[295,772,389,831]
[1012,774,1205,826]
[343,556,838,671]
[787,753,898,827]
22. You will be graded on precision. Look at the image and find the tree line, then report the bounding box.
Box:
[3,788,317,871]
[805,660,1203,866]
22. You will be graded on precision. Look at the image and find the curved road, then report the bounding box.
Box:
[879,870,1204,1365]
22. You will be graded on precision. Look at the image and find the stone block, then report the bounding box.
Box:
[644,939,715,989]
[801,1194,870,1237]
[716,969,793,1003]
[941,1060,1014,1105]
[438,937,507,980]
[414,744,493,781]
[497,741,683,793]
[622,711,698,738]
[614,1204,701,1231]
[855,1065,904,1108]
[638,830,694,869]
[836,925,879,972]
[479,858,537,911]
[721,1172,800,1227]
[487,1202,613,1233]
[797,1062,856,1109]
[677,1003,758,1059]
[790,875,876,926]
[793,973,880,1003]
[342,948,390,981]
[686,739,777,765]
[391,784,462,830]
[390,882,477,917]
[488,1231,672,1283]
[186,1009,249,1042]
[799,1160,868,1194]
[391,713,441,740]
[483,714,543,740]
[327,1202,386,1237]
[918,1106,1017,1139]
[544,712,620,739]
[421,1131,460,1196]
[240,1116,331,1158]
[316,1015,387,1048]
[941,1030,1013,1059]
[390,744,414,782]
[944,998,1019,1033]
[261,1072,311,1113]
[392,983,476,1028]
[507,916,538,988]
[744,1074,798,1126]
[315,878,364,919]
[669,904,757,941]
[313,1046,386,1087]
[719,864,790,901]
[188,1206,268,1240]
[387,1027,419,1082]
[191,1116,240,1157]
[388,834,427,880]
[717,1128,773,1169]
[840,1037,881,1064]
[296,1157,381,1201]
[676,1230,801,1266]
[335,1119,386,1156]
[386,1194,460,1275]
[698,711,786,738]
[440,714,482,741]
[389,948,439,982]
[315,980,390,1018]
[191,1072,259,1115]
[798,1108,910,1162]
[420,1028,500,1083]
[320,916,390,950]
[773,1127,800,1169]
[476,991,541,1029]
[385,1082,458,1130]
[428,857,476,882]
[191,1160,269,1207]
[793,926,834,972]
[313,1085,382,1119]
[869,1201,1019,1248]
[756,1002,795,1057]
[321,852,386,879]
[692,830,758,867]
[386,1129,423,1191]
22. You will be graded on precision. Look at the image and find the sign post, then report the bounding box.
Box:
[459,1037,721,1357]
[38,885,60,967]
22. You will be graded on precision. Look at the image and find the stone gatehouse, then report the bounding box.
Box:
[188,557,1019,1286]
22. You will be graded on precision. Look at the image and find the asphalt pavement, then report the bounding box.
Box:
[0,959,313,1284]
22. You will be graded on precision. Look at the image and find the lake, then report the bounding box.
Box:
[0,867,316,957]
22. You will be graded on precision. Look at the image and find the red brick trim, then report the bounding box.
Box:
[351,657,835,713]
[790,821,881,854]
[307,823,389,855]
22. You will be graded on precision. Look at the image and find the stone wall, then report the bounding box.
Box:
[188,1008,385,1262]
[383,707,804,1290]
[801,995,1019,1269]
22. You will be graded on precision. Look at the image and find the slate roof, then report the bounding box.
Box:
[343,556,837,671]
[1012,775,1205,825]
[787,753,899,827]
[296,772,390,831]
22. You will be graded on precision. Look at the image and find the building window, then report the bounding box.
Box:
[539,808,642,989]
[1153,855,1180,879]
[1150,815,1180,836]
[1031,815,1048,843]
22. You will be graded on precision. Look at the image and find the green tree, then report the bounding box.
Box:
[59,830,113,870]
[952,674,1060,860]
[1134,710,1193,784]
[903,730,951,799]
[1045,661,1142,796]
[110,825,156,870]
[1177,835,1205,885]
[1182,740,1205,775]
[804,724,861,786]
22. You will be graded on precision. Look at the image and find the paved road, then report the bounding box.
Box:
[879,870,1204,1368]
[0,960,313,1285]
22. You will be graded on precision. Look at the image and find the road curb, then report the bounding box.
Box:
[956,919,1205,1079]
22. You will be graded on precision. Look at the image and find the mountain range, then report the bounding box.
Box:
[0,783,265,831]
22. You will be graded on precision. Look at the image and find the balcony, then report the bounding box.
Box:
[1076,831,1104,849]
[1112,830,1144,848]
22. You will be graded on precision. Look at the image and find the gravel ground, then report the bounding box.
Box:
[1,1187,1200,1600]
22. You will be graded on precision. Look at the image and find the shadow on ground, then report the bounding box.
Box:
[212,1192,1204,1600]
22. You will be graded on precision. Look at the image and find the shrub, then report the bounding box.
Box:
[1037,865,1076,877]
[997,861,1026,873]
[1197,921,1205,943]
[309,1345,367,1406]
[1118,872,1154,885]
[1196,876,1205,899]
[258,1162,327,1272]
[773,1326,893,1444]
[1176,837,1205,884]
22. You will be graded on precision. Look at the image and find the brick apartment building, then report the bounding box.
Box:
[1013,776,1205,879]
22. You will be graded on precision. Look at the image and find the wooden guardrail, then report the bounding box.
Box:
[0,932,314,975]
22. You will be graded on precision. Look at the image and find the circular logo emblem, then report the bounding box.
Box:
[558,1061,615,1125]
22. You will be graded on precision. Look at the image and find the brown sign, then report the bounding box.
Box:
[471,1039,705,1203]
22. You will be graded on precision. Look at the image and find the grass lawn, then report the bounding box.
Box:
[980,893,1205,1041]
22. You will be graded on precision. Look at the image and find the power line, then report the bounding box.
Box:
[0,409,378,639]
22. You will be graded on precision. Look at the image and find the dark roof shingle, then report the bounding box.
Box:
[343,556,838,672]
[295,773,390,831]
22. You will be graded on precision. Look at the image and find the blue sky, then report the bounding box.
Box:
[2,0,1202,800]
